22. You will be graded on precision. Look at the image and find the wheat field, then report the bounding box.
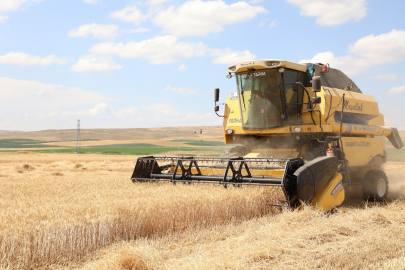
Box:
[1,152,405,269]
[0,153,281,269]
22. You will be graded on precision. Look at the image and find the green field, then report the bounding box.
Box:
[0,139,56,148]
[1,139,403,160]
[171,140,226,146]
[0,141,228,156]
[31,147,200,155]
[385,140,405,146]
[386,148,405,162]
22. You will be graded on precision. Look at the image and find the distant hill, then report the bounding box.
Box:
[0,130,23,134]
[0,126,224,142]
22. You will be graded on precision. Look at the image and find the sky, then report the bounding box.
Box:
[0,0,404,131]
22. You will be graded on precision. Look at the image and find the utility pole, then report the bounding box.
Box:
[75,119,82,153]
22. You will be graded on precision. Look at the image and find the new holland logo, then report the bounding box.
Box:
[331,181,343,196]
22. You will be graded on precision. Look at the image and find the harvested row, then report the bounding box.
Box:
[82,201,405,270]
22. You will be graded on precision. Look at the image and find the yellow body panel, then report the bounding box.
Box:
[341,137,385,167]
[311,173,345,211]
[320,87,380,119]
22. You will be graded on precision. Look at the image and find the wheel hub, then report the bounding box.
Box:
[377,178,386,197]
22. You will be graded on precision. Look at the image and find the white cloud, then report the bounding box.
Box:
[287,0,367,26]
[63,103,110,117]
[115,107,138,119]
[166,85,196,94]
[249,0,263,4]
[109,5,148,25]
[83,0,101,4]
[70,54,122,73]
[178,63,187,70]
[153,0,267,36]
[37,89,46,96]
[0,0,44,23]
[300,29,405,76]
[0,52,68,66]
[373,74,398,81]
[0,15,8,22]
[259,18,267,27]
[114,103,222,127]
[0,77,108,110]
[0,83,222,128]
[68,23,119,40]
[211,48,256,65]
[390,108,400,113]
[81,103,182,123]
[90,35,256,65]
[90,35,208,64]
[146,0,172,5]
[128,27,149,33]
[386,85,405,95]
[0,0,44,12]
[348,29,405,65]
[259,19,275,28]
[47,111,57,117]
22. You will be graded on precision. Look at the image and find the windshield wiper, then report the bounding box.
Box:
[241,68,254,110]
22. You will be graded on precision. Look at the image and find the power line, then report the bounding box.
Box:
[75,119,82,153]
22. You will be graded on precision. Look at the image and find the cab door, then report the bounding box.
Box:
[283,70,306,124]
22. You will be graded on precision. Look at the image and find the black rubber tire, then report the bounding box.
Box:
[362,170,389,202]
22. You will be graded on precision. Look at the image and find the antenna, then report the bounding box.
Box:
[75,119,82,154]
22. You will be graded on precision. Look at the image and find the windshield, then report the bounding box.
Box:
[236,69,284,130]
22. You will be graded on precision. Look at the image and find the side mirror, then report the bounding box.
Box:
[345,82,353,91]
[214,88,220,102]
[312,96,321,104]
[312,76,321,92]
[214,105,219,112]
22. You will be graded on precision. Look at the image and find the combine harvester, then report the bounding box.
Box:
[132,60,403,211]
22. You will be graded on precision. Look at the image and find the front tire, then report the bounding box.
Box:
[362,170,388,202]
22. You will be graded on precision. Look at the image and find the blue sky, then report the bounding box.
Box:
[0,0,404,131]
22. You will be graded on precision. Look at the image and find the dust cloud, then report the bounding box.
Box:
[385,162,405,201]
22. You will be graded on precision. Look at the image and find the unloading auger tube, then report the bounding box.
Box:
[131,155,346,211]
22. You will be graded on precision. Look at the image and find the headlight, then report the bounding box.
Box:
[229,66,236,72]
[266,61,280,67]
[294,127,302,133]
[227,129,234,134]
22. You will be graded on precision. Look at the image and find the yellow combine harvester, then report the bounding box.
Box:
[132,60,403,211]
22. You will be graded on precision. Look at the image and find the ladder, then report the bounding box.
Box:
[327,93,350,191]
[328,136,350,185]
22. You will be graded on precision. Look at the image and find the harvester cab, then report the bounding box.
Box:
[132,59,403,212]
